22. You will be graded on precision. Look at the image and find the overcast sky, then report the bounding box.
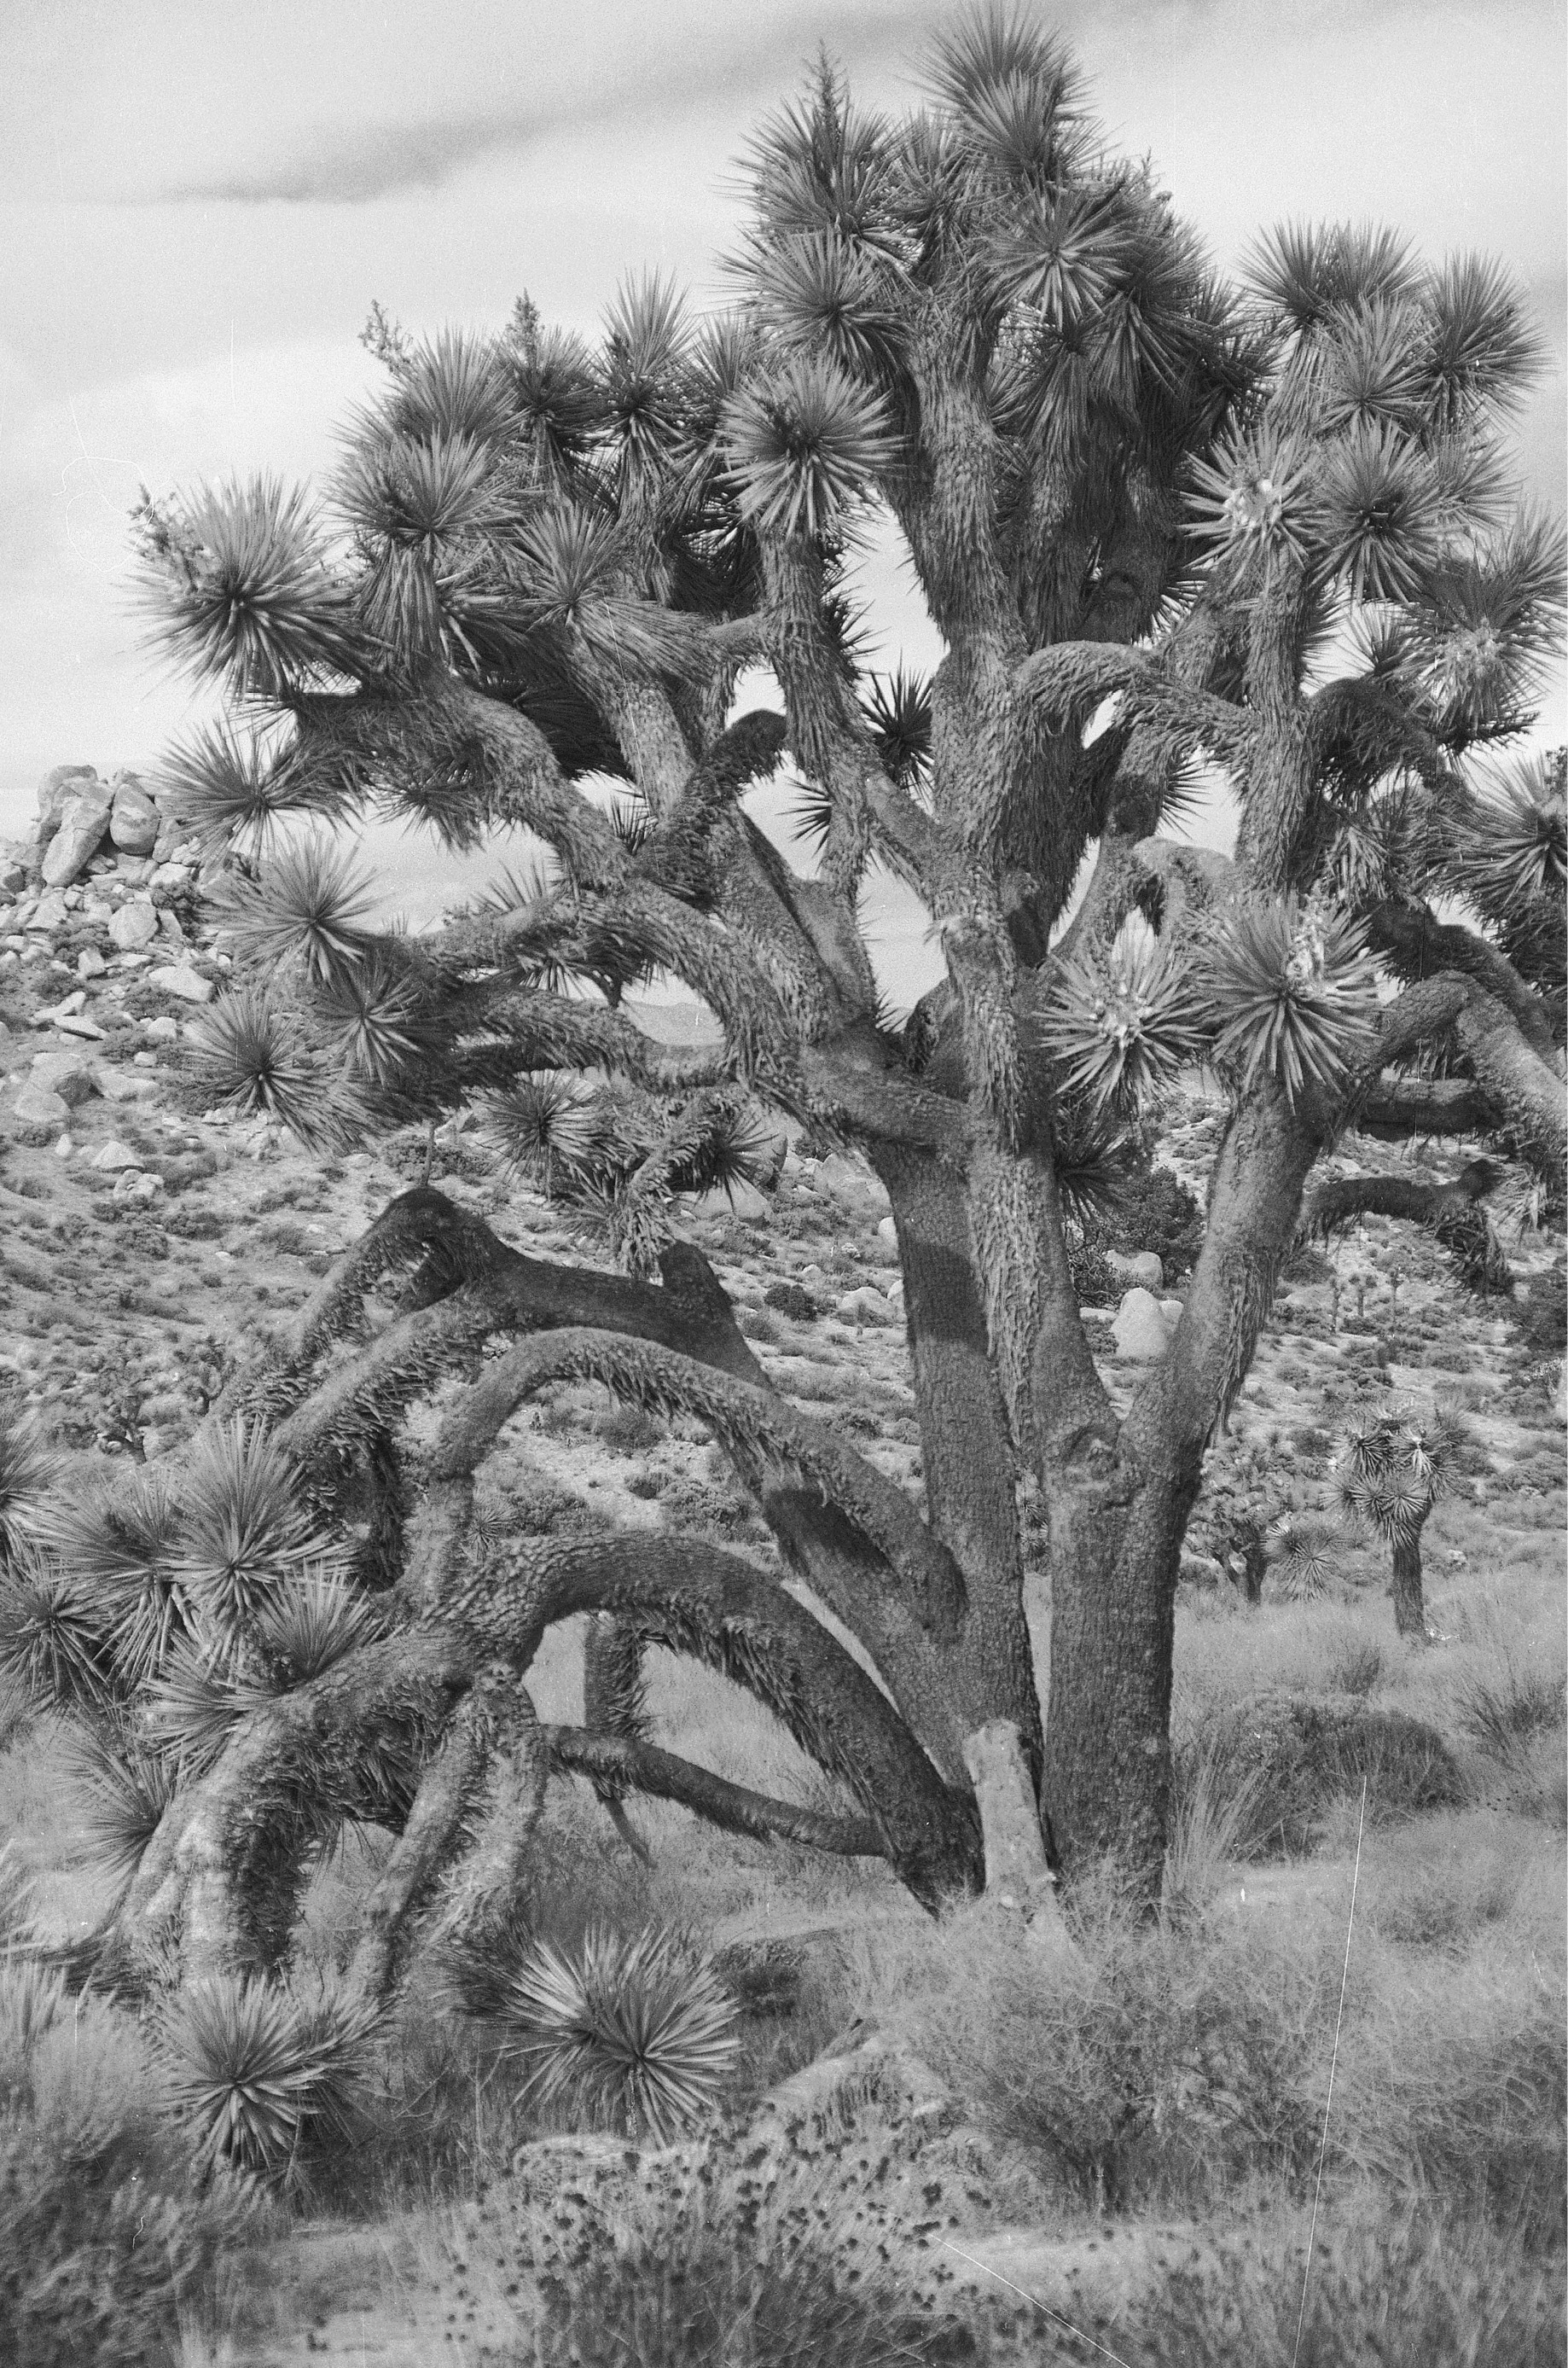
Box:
[1,0,1563,992]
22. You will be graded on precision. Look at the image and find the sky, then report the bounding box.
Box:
[1,0,1563,999]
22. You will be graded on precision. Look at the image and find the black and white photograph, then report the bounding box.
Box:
[1,3,1565,2359]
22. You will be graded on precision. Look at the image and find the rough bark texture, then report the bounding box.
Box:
[1391,1539,1427,1640]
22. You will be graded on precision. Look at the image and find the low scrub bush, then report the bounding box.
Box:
[1085,1164,1205,1277]
[1,1976,258,2367]
[1055,2207,1566,2367]
[530,2235,977,2367]
[1066,1237,1117,1306]
[1185,1691,1467,1858]
[764,1279,818,1323]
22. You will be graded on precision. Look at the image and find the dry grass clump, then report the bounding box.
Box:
[1055,2205,1565,2367]
[1175,1690,1466,1859]
[838,1865,1566,2242]
[1,1970,260,2367]
[526,2234,978,2368]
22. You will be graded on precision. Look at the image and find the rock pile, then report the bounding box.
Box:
[2,762,230,1026]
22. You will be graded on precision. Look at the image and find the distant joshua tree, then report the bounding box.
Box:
[6,12,1562,1995]
[1337,1403,1458,1638]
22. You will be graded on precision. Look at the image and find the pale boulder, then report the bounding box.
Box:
[78,946,107,980]
[40,783,114,887]
[94,1065,158,1103]
[1112,1287,1176,1361]
[108,775,161,855]
[109,899,160,951]
[148,862,195,901]
[36,765,100,849]
[687,1179,770,1223]
[28,890,68,934]
[837,1284,893,1328]
[148,963,213,1004]
[1108,1248,1164,1291]
[31,1051,97,1107]
[11,1083,72,1126]
[92,1138,144,1172]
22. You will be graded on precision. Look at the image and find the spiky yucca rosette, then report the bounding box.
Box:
[497,1922,741,2147]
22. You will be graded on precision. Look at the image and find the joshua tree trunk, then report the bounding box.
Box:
[1391,1538,1427,1639]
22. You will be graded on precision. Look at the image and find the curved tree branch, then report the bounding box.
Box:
[543,1727,886,1859]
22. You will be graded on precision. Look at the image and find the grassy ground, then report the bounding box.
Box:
[2,965,1565,2364]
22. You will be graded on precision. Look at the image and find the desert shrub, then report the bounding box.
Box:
[656,1474,764,1542]
[1188,1692,1467,1857]
[1461,1667,1568,1758]
[0,1983,258,2368]
[1055,2206,1566,2367]
[737,1305,781,1343]
[1325,1638,1384,1697]
[1162,1736,1265,1924]
[531,2235,979,2368]
[1086,1164,1205,1277]
[1510,1267,1567,1361]
[1333,1940,1568,2247]
[883,1898,1328,2215]
[592,1400,665,1456]
[764,1279,818,1323]
[1066,1236,1117,1306]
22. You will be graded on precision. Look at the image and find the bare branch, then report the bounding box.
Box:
[543,1727,886,1859]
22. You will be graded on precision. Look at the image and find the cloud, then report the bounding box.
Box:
[159,98,624,208]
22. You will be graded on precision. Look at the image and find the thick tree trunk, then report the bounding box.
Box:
[1040,1468,1190,1894]
[871,1143,1043,1781]
[1391,1538,1426,1639]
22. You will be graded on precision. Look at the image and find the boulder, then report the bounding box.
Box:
[876,1214,899,1248]
[27,889,68,934]
[94,1065,158,1103]
[36,764,100,849]
[687,1179,770,1223]
[148,862,195,902]
[53,1014,106,1041]
[109,894,159,946]
[156,906,185,943]
[31,1052,97,1107]
[30,990,87,1027]
[1108,1248,1164,1291]
[91,1138,144,1172]
[40,783,114,887]
[147,963,213,1004]
[108,774,160,855]
[115,855,154,885]
[77,946,107,980]
[143,1015,180,1043]
[11,1083,72,1127]
[1112,1287,1176,1361]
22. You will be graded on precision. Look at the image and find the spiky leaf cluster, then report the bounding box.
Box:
[1336,1402,1458,1545]
[1043,916,1206,1114]
[158,1975,381,2184]
[496,1919,740,2145]
[1202,898,1379,1106]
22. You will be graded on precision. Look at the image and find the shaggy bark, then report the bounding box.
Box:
[1391,1539,1427,1641]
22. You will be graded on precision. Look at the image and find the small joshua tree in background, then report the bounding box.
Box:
[1336,1401,1458,1638]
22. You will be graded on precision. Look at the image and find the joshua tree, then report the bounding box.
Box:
[1336,1401,1457,1638]
[9,15,1564,1991]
